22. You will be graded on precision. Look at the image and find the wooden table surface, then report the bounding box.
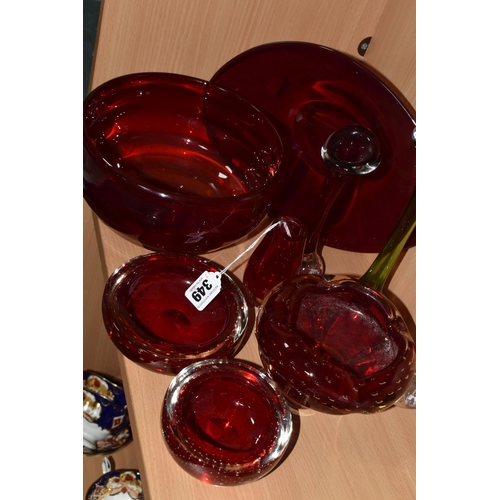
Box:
[85,1,416,498]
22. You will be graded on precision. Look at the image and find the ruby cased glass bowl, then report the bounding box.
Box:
[102,253,249,374]
[83,73,285,253]
[256,274,416,415]
[161,359,293,486]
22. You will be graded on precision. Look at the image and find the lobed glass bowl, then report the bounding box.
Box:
[255,274,416,415]
[102,253,249,375]
[161,359,293,486]
[83,72,285,253]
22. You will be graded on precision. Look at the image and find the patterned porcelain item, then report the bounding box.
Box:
[86,469,144,500]
[84,370,128,408]
[83,370,133,455]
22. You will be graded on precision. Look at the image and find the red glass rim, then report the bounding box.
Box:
[83,71,285,205]
[102,253,248,358]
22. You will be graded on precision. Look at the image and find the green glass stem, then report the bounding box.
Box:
[360,190,416,292]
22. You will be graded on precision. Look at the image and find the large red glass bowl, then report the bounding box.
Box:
[84,73,284,253]
[102,253,249,374]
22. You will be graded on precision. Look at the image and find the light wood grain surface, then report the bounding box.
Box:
[83,0,416,498]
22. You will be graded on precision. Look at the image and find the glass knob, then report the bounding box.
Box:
[321,124,380,175]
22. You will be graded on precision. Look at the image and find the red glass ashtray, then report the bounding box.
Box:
[162,359,293,486]
[256,274,416,414]
[84,73,285,253]
[102,253,249,374]
[211,42,416,253]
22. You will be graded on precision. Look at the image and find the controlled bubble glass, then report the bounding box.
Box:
[256,190,416,414]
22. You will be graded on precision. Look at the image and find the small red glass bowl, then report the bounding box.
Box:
[161,359,293,486]
[84,72,285,253]
[102,253,249,374]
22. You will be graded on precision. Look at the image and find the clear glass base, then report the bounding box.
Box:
[395,373,416,409]
[300,252,325,275]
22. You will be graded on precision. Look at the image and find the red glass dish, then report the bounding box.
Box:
[162,360,293,486]
[211,42,416,253]
[102,253,248,374]
[256,274,416,414]
[84,73,284,253]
